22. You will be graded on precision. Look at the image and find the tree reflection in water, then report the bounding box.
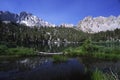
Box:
[0,57,86,80]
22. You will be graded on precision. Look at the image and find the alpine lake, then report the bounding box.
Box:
[0,42,120,80]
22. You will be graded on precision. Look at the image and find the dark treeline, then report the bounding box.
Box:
[91,29,120,42]
[0,21,88,46]
[0,21,120,46]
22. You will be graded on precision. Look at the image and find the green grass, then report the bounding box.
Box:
[0,45,35,56]
[52,55,68,63]
[92,69,115,80]
[63,39,120,60]
[64,46,120,60]
[8,47,35,56]
[92,47,120,60]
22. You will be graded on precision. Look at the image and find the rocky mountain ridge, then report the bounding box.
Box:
[77,16,120,33]
[0,11,55,27]
[0,11,120,33]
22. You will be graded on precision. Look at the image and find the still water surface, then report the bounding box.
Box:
[0,57,89,80]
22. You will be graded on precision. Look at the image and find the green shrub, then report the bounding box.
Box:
[82,39,99,54]
[92,69,115,80]
[52,55,67,63]
[92,69,106,80]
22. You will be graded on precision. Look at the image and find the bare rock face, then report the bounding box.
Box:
[0,11,55,27]
[77,16,120,33]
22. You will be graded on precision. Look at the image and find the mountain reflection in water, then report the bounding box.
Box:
[0,57,87,80]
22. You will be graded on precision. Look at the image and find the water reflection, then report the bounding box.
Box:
[23,43,82,52]
[17,57,51,70]
[0,57,86,80]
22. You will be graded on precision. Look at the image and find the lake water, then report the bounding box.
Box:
[0,57,90,80]
[0,57,120,80]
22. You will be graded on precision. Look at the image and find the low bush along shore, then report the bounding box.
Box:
[52,55,68,63]
[63,39,120,60]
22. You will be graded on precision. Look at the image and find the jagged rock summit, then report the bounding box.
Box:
[0,11,55,27]
[77,16,120,33]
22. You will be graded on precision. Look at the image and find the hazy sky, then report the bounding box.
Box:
[0,0,120,25]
